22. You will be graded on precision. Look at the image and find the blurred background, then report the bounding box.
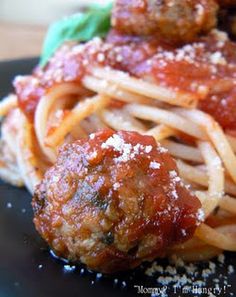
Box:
[0,0,111,61]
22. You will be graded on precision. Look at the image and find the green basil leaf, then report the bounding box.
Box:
[40,3,112,68]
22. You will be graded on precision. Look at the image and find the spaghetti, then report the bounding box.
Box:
[1,0,236,270]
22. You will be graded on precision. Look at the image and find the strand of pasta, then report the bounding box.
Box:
[0,163,24,187]
[1,108,22,157]
[0,109,26,187]
[227,134,236,153]
[16,113,44,193]
[100,109,146,133]
[175,109,236,184]
[82,75,153,105]
[172,237,206,250]
[101,108,176,142]
[87,114,108,131]
[177,160,236,196]
[77,114,108,136]
[218,195,236,215]
[34,83,85,163]
[162,140,203,163]
[92,67,198,108]
[195,223,236,251]
[125,103,206,140]
[101,106,205,163]
[146,125,175,141]
[197,192,236,215]
[101,108,205,163]
[169,245,222,262]
[0,94,18,117]
[197,141,224,217]
[45,94,110,148]
[0,139,24,187]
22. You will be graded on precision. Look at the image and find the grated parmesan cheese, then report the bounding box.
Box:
[101,134,154,163]
[150,161,161,170]
[113,182,121,190]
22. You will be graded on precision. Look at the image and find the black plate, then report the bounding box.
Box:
[0,58,236,297]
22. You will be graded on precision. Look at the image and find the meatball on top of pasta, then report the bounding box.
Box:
[218,0,236,7]
[112,0,219,44]
[32,130,202,273]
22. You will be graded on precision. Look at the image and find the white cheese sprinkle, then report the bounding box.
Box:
[150,161,161,170]
[196,208,205,223]
[210,51,226,65]
[89,133,95,140]
[113,182,121,190]
[158,146,168,153]
[101,134,154,163]
[145,145,153,153]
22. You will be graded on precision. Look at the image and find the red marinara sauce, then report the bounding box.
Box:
[14,29,236,130]
[199,88,236,131]
[32,130,202,273]
[14,45,87,121]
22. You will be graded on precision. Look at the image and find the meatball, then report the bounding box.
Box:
[218,0,236,7]
[112,0,219,44]
[32,130,202,273]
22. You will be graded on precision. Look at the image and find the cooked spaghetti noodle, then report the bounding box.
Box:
[2,0,236,270]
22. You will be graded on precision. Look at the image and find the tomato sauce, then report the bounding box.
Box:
[14,29,236,130]
[33,130,202,272]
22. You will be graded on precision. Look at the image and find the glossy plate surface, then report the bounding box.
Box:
[0,58,235,297]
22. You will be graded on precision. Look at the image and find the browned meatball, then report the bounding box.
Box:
[32,130,202,273]
[112,0,219,44]
[218,0,236,7]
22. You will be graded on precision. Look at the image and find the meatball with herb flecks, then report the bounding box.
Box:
[112,0,219,44]
[32,130,202,273]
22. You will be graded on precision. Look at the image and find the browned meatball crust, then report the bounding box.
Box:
[32,130,202,273]
[112,0,219,44]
